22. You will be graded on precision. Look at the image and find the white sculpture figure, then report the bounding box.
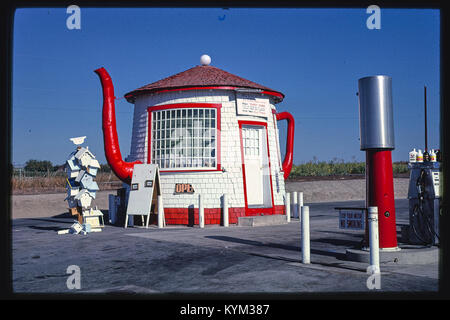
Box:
[70,136,87,145]
[64,137,103,232]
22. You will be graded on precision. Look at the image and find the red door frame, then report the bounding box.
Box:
[238,120,275,215]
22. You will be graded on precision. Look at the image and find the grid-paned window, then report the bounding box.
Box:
[242,127,260,157]
[151,107,217,169]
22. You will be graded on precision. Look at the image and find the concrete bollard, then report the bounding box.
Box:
[301,206,310,264]
[298,192,303,222]
[223,194,229,227]
[292,191,298,218]
[285,193,291,223]
[158,195,164,228]
[368,206,380,274]
[298,191,303,208]
[199,194,205,228]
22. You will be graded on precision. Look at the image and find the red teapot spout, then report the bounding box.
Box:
[94,67,141,184]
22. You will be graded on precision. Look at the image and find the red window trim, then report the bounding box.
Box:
[147,103,222,173]
[238,120,275,215]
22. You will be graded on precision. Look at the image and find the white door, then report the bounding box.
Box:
[242,125,271,207]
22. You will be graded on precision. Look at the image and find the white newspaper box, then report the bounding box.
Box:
[125,164,162,228]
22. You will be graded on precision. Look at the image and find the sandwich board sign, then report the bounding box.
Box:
[125,164,161,228]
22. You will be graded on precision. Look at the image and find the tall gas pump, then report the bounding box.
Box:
[406,86,441,246]
[407,162,441,245]
[358,75,399,250]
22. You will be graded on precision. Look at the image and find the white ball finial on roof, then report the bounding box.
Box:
[200,54,211,66]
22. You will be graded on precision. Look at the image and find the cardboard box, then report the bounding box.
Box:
[69,206,82,216]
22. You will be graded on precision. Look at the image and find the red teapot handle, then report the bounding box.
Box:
[276,112,295,180]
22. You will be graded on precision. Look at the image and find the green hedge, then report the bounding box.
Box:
[289,160,408,177]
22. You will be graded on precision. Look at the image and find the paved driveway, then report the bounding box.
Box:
[11,199,439,295]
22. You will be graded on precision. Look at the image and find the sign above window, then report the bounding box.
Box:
[236,98,269,118]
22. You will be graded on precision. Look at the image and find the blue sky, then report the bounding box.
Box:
[12,7,440,166]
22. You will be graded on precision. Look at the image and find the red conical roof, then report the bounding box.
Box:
[124,65,284,103]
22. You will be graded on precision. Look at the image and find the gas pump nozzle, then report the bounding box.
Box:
[416,169,426,200]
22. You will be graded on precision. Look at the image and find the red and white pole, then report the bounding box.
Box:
[358,76,399,250]
[366,150,398,249]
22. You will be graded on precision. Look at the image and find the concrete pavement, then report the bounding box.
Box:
[11,199,439,294]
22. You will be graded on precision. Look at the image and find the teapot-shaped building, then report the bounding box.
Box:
[95,56,295,225]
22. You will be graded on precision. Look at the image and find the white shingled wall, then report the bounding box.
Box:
[128,89,286,209]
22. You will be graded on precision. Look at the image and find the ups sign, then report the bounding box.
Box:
[175,183,195,194]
